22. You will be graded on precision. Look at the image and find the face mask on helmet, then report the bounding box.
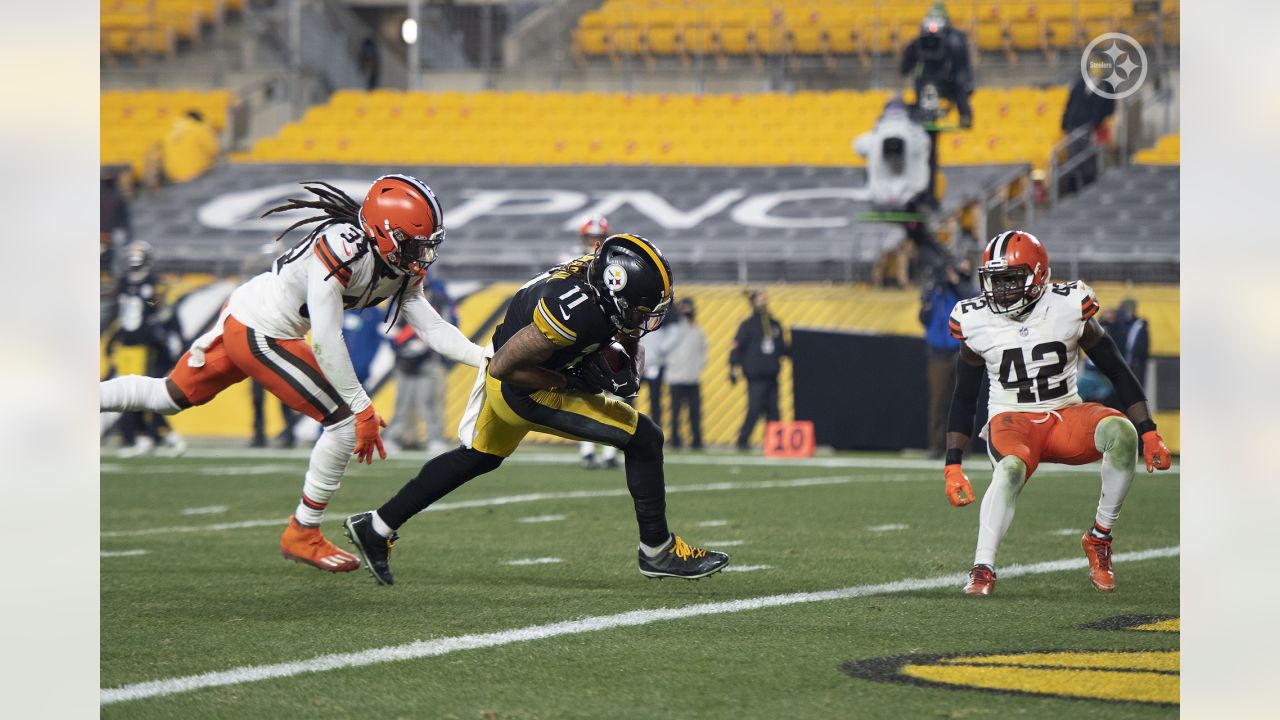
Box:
[388,225,445,276]
[980,265,1035,314]
[611,295,672,337]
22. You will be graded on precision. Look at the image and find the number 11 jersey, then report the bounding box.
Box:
[949,280,1101,416]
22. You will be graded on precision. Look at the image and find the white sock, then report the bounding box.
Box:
[100,375,180,414]
[294,415,356,526]
[639,534,674,558]
[974,456,1026,568]
[1094,416,1138,531]
[371,511,393,538]
[601,444,618,462]
[579,441,594,459]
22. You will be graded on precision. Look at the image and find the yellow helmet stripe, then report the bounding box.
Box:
[614,234,671,296]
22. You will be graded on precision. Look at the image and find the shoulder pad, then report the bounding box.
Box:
[1047,280,1099,320]
[312,224,364,288]
[947,299,973,340]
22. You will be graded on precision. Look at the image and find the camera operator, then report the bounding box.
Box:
[900,5,974,128]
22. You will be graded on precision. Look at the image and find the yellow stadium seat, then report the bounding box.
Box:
[642,25,682,55]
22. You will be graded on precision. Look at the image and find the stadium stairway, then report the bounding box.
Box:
[102,279,1181,452]
[1033,163,1179,279]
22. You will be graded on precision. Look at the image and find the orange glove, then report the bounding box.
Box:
[945,464,975,506]
[1141,430,1172,472]
[354,405,387,464]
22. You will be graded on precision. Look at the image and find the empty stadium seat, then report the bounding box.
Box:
[237,86,1073,169]
[100,89,235,178]
[571,1,1176,59]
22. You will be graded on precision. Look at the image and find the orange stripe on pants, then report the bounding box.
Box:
[168,315,346,423]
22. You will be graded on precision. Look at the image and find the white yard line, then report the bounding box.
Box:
[866,524,910,532]
[517,514,566,524]
[722,564,772,573]
[99,545,1179,706]
[504,557,562,566]
[696,519,730,527]
[703,540,747,547]
[181,506,229,516]
[1052,528,1082,536]
[101,475,906,538]
[100,550,148,558]
[101,449,1181,475]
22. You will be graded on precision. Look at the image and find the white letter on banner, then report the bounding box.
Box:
[565,189,745,231]
[448,190,588,228]
[730,187,872,229]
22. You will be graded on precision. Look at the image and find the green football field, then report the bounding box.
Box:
[100,448,1180,719]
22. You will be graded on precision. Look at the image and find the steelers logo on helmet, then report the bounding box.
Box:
[588,233,673,337]
[604,263,628,291]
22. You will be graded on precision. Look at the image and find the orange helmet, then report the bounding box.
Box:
[579,215,611,251]
[358,174,445,276]
[979,230,1050,314]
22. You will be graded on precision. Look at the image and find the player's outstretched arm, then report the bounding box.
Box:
[306,258,384,463]
[399,288,485,367]
[943,343,985,506]
[1080,318,1172,472]
[489,323,592,392]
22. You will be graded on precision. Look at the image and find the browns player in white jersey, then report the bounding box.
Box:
[944,230,1172,596]
[100,175,484,573]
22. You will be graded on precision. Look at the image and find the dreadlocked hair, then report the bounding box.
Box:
[263,181,367,281]
[262,181,416,331]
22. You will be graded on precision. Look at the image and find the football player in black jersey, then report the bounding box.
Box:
[344,234,731,585]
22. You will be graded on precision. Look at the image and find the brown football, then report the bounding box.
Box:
[599,341,629,373]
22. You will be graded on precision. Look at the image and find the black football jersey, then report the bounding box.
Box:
[492,256,615,373]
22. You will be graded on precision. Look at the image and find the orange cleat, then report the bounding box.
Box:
[962,565,996,596]
[1081,532,1115,592]
[280,516,361,572]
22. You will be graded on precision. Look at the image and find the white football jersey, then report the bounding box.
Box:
[949,280,1101,416]
[228,222,410,340]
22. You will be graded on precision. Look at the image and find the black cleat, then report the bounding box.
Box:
[638,534,730,580]
[343,512,398,586]
[603,456,621,470]
[581,454,599,470]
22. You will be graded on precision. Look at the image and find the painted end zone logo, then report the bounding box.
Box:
[842,616,1179,706]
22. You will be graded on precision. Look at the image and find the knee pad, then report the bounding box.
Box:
[1095,415,1138,457]
[323,414,357,454]
[994,455,1027,487]
[455,447,504,475]
[624,415,664,460]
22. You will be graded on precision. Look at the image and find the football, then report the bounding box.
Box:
[599,340,630,373]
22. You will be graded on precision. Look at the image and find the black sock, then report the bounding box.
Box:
[624,416,670,547]
[376,447,503,529]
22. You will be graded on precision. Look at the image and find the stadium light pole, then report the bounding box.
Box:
[404,0,421,91]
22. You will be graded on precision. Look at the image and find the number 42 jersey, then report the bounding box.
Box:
[949,281,1101,416]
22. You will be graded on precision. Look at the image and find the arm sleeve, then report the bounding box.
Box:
[305,256,371,414]
[1084,332,1148,409]
[947,354,985,436]
[400,286,485,367]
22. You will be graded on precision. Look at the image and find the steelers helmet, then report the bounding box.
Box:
[587,233,673,337]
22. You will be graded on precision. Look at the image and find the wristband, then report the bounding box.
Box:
[1136,419,1157,435]
[945,449,963,465]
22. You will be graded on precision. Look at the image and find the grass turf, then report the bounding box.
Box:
[101,449,1179,719]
